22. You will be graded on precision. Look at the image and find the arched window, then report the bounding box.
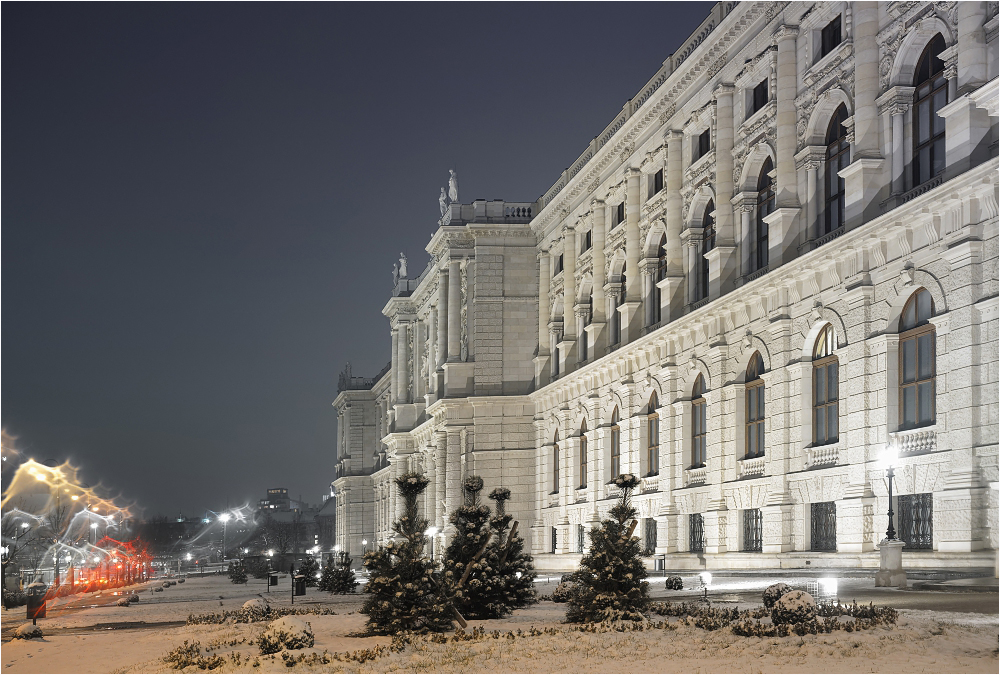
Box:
[692,374,707,468]
[913,34,948,187]
[647,392,659,476]
[610,407,621,478]
[746,353,765,459]
[813,324,839,445]
[900,288,936,429]
[552,432,560,493]
[824,105,850,235]
[653,234,667,324]
[579,420,588,489]
[755,158,775,272]
[701,201,716,300]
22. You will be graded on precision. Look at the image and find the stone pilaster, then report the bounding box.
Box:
[447,259,462,362]
[957,2,989,95]
[876,86,914,196]
[437,267,448,364]
[774,25,799,209]
[535,249,551,387]
[665,130,686,314]
[711,83,738,298]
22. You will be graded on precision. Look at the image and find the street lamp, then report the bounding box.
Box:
[424,526,438,562]
[882,443,899,541]
[361,538,368,555]
[91,522,99,545]
[219,513,231,562]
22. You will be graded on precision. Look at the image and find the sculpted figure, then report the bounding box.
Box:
[439,187,448,216]
[392,262,399,286]
[448,170,459,202]
[398,252,408,279]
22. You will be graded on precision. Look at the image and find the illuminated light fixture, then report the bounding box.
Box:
[818,577,838,597]
[267,550,274,557]
[699,571,713,588]
[219,513,231,523]
[71,495,79,501]
[91,523,99,529]
[186,553,192,561]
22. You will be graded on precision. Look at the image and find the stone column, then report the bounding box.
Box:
[434,432,447,531]
[535,250,551,387]
[710,84,737,298]
[794,146,823,243]
[390,328,399,403]
[447,259,462,361]
[774,25,799,208]
[625,169,641,303]
[733,194,755,277]
[427,306,438,393]
[413,320,424,400]
[665,130,685,313]
[685,237,701,305]
[562,227,577,344]
[437,268,448,365]
[840,2,884,229]
[876,87,914,197]
[396,322,409,404]
[591,202,607,352]
[957,2,988,95]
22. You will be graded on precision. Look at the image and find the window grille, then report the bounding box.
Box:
[579,426,588,489]
[754,158,774,272]
[689,514,705,553]
[743,508,763,552]
[610,408,621,478]
[898,493,933,550]
[824,105,849,235]
[810,502,837,551]
[813,324,839,445]
[647,393,659,475]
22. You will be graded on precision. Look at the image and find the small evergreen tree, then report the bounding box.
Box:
[441,476,495,619]
[298,556,319,587]
[319,552,358,594]
[228,561,247,585]
[479,486,537,617]
[565,474,649,622]
[245,558,268,579]
[361,472,452,634]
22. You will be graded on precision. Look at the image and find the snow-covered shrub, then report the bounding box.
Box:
[771,590,817,625]
[154,586,163,592]
[129,593,140,603]
[241,598,271,622]
[228,562,247,584]
[319,552,357,594]
[116,597,131,607]
[162,581,171,588]
[665,576,683,591]
[258,616,314,654]
[762,582,792,609]
[162,640,225,670]
[13,623,43,639]
[550,582,576,603]
[176,577,185,583]
[3,590,27,608]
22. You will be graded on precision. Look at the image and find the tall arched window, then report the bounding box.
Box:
[824,105,850,235]
[701,201,716,300]
[647,392,659,476]
[692,374,707,468]
[746,353,765,459]
[913,34,948,187]
[900,288,936,429]
[755,158,775,272]
[610,407,621,478]
[552,432,560,493]
[653,234,667,324]
[579,420,588,489]
[813,324,839,445]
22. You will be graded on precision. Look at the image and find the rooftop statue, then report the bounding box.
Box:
[399,252,408,279]
[439,187,448,216]
[448,169,459,203]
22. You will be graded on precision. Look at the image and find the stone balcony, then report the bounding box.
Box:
[804,441,841,469]
[684,466,707,487]
[890,425,937,457]
[738,455,765,479]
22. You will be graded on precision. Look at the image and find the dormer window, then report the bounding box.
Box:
[695,129,711,161]
[750,79,768,116]
[820,15,842,58]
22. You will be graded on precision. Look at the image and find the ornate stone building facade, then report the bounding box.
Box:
[334,1,999,572]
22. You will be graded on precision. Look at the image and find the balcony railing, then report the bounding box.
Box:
[890,426,937,456]
[640,475,660,493]
[804,442,840,469]
[684,466,707,487]
[738,455,765,478]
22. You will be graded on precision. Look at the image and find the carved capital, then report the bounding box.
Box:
[713,82,736,99]
[876,86,915,116]
[772,24,799,45]
[794,145,825,172]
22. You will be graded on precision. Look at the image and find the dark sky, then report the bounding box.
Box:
[2,2,713,517]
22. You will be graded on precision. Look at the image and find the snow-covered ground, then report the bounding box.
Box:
[1,575,996,673]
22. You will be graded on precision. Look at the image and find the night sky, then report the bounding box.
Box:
[3,2,713,517]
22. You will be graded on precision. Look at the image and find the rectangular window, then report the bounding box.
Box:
[810,502,837,551]
[577,524,586,554]
[652,169,664,195]
[582,229,592,252]
[813,358,839,445]
[614,202,625,227]
[751,79,768,116]
[696,129,711,160]
[551,527,558,554]
[692,398,707,467]
[898,493,933,550]
[820,15,842,58]
[610,427,621,478]
[579,436,587,488]
[743,508,763,552]
[647,414,659,475]
[900,327,936,429]
[689,514,705,553]
[553,254,563,276]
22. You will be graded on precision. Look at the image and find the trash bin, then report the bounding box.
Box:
[26,582,48,621]
[293,574,306,596]
[268,573,278,587]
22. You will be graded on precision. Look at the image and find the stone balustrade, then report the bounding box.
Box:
[738,455,765,478]
[684,466,707,486]
[890,426,937,456]
[804,442,840,469]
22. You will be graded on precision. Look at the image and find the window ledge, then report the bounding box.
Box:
[804,39,852,87]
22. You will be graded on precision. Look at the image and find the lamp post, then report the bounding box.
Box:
[361,538,368,556]
[219,513,231,563]
[424,526,438,563]
[875,442,907,589]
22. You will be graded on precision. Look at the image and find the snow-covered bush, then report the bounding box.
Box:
[228,562,247,584]
[550,581,576,603]
[115,597,131,607]
[441,475,496,619]
[319,552,357,594]
[298,557,319,587]
[665,576,683,591]
[154,586,163,592]
[13,623,43,639]
[241,598,271,621]
[258,616,314,654]
[176,577,185,583]
[129,593,140,603]
[479,486,537,616]
[771,590,817,625]
[162,581,171,588]
[762,582,792,609]
[162,640,225,670]
[3,590,27,608]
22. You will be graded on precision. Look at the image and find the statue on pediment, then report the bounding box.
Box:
[398,252,408,279]
[439,187,448,216]
[448,169,459,202]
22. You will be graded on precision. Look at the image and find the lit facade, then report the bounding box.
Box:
[335,1,999,571]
